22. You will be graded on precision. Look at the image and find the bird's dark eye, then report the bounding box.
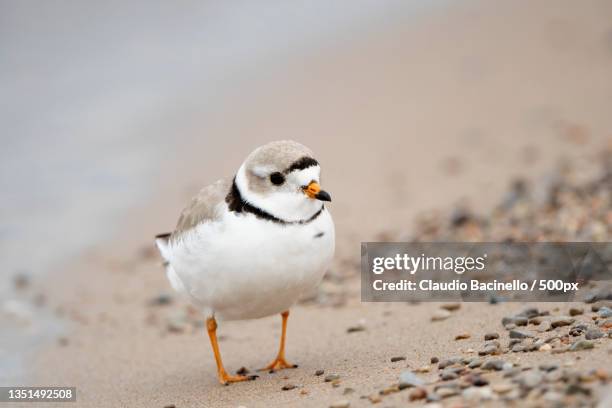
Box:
[270,172,285,185]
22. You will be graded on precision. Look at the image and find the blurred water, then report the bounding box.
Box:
[0,0,445,382]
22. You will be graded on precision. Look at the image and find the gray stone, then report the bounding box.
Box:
[440,369,459,381]
[550,316,575,328]
[509,338,522,347]
[569,340,594,351]
[514,316,528,326]
[468,358,483,369]
[478,345,498,356]
[585,328,604,340]
[598,306,612,318]
[482,359,505,371]
[509,329,533,339]
[438,358,461,369]
[519,307,540,318]
[537,320,552,332]
[398,371,424,388]
[518,371,543,389]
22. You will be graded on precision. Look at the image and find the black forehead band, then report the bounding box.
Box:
[283,156,319,174]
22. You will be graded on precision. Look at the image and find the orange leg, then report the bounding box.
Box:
[259,310,298,372]
[206,317,257,385]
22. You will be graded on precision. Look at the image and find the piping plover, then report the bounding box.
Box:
[155,141,335,384]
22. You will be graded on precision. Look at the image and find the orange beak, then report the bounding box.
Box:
[303,181,331,202]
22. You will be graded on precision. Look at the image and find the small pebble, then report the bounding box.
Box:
[514,316,528,326]
[440,370,459,380]
[346,325,365,333]
[324,374,340,382]
[479,345,499,356]
[468,358,483,369]
[409,387,427,401]
[509,329,533,339]
[598,307,612,318]
[585,328,604,340]
[519,307,540,318]
[329,400,350,408]
[281,384,297,391]
[438,358,461,369]
[399,371,424,388]
[539,343,552,352]
[508,338,522,347]
[148,293,173,306]
[471,376,489,387]
[455,333,470,340]
[569,307,583,316]
[390,356,406,362]
[551,316,575,328]
[315,369,324,376]
[236,367,249,375]
[437,387,460,398]
[367,394,382,403]
[599,319,612,329]
[430,356,439,364]
[539,363,559,372]
[484,332,499,340]
[537,320,552,332]
[518,371,543,389]
[379,385,399,395]
[431,309,451,321]
[491,382,513,394]
[481,359,505,371]
[441,303,461,311]
[569,340,594,351]
[463,386,493,401]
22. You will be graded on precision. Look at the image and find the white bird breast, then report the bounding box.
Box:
[167,205,335,321]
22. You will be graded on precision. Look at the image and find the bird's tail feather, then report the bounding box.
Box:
[154,232,186,293]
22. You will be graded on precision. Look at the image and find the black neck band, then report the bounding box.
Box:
[225,178,323,225]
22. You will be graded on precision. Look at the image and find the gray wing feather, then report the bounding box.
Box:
[171,179,231,239]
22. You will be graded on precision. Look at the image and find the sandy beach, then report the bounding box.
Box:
[3,0,612,407]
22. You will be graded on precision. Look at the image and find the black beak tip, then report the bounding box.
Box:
[315,190,332,202]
